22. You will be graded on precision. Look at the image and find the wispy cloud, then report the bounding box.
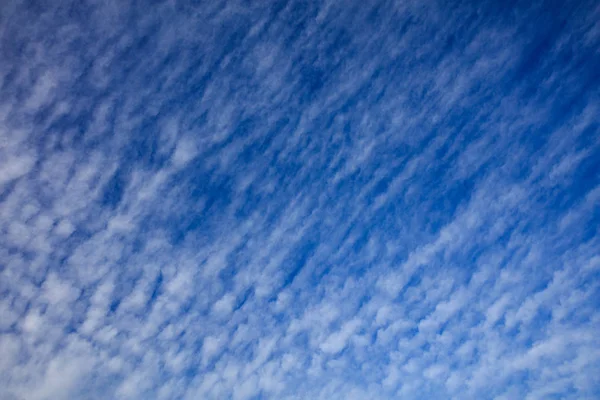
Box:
[1,0,599,399]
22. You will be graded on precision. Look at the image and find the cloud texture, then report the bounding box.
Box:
[0,0,599,399]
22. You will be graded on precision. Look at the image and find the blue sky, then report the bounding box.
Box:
[0,0,599,399]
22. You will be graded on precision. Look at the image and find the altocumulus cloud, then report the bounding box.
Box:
[1,0,599,399]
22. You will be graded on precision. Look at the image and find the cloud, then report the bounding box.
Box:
[320,318,361,354]
[0,0,599,399]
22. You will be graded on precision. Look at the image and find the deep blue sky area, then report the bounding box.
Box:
[0,0,599,399]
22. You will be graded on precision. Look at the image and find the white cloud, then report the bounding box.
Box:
[202,334,228,366]
[213,292,236,316]
[21,309,44,336]
[0,0,598,399]
[42,273,80,306]
[0,153,36,186]
[320,318,361,354]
